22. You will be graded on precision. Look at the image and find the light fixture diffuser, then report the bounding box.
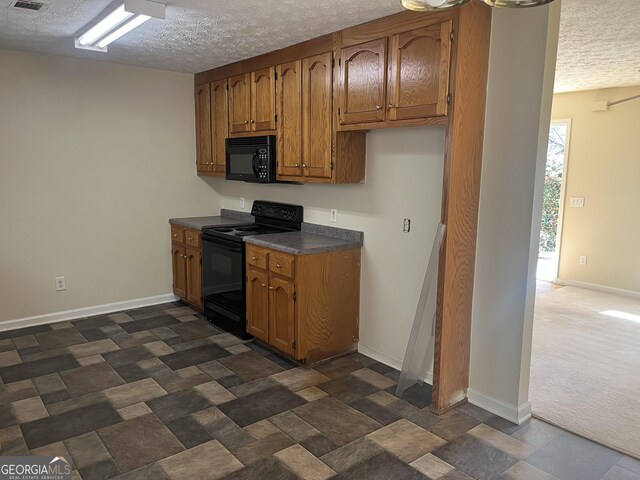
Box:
[481,0,557,6]
[401,0,470,10]
[74,0,165,53]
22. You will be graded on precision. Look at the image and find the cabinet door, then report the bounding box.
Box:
[185,246,202,309]
[195,84,212,173]
[339,38,387,125]
[229,73,251,134]
[387,21,452,120]
[251,67,276,131]
[268,276,295,356]
[172,244,187,299]
[276,60,303,178]
[246,267,269,342]
[302,52,332,179]
[210,79,228,175]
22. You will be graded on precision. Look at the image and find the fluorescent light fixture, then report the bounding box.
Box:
[74,0,165,53]
[97,14,150,49]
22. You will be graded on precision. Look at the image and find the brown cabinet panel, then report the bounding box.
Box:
[185,229,200,248]
[171,226,185,244]
[268,276,295,356]
[195,84,212,173]
[269,251,295,279]
[185,246,202,309]
[339,38,387,125]
[172,244,187,299]
[247,267,269,342]
[229,73,251,134]
[276,60,303,178]
[210,79,229,174]
[251,67,276,132]
[246,244,269,270]
[302,52,333,179]
[388,21,452,120]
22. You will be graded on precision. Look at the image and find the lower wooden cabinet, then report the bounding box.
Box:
[170,225,203,310]
[246,243,361,364]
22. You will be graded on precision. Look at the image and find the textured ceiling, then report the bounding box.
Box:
[0,0,638,92]
[0,0,404,73]
[555,0,640,92]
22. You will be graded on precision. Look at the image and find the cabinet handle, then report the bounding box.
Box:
[388,103,395,109]
[244,120,249,124]
[375,105,382,110]
[261,283,266,288]
[187,237,193,241]
[250,119,255,124]
[252,256,257,261]
[302,164,307,169]
[275,263,282,269]
[269,286,274,290]
[294,164,299,168]
[173,233,178,237]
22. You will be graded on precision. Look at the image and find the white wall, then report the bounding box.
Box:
[468,3,560,422]
[213,127,445,367]
[0,49,221,324]
[553,86,640,295]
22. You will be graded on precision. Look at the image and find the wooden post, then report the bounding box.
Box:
[432,2,492,415]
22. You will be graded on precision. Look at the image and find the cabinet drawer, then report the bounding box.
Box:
[269,251,295,279]
[246,244,269,270]
[185,229,200,248]
[171,226,185,243]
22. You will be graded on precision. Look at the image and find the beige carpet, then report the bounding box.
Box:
[530,285,640,459]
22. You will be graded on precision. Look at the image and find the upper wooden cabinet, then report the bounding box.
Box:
[229,73,251,134]
[339,38,388,125]
[387,21,452,120]
[337,18,453,130]
[228,69,276,135]
[276,53,333,181]
[195,80,227,176]
[251,67,276,132]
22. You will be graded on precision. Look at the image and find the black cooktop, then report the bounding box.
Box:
[204,223,288,240]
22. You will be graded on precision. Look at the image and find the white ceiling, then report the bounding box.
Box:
[0,0,638,92]
[556,0,640,93]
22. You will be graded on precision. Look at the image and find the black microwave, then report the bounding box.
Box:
[225,136,276,183]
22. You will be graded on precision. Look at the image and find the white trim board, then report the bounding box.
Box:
[468,388,532,425]
[556,278,640,300]
[0,294,179,333]
[358,344,531,424]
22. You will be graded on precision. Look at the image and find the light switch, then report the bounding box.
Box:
[569,197,585,208]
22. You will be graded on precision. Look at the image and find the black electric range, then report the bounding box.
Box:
[201,201,303,338]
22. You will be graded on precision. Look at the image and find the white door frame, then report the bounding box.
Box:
[548,118,572,283]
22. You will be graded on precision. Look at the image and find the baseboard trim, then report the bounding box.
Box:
[468,388,532,424]
[357,343,433,385]
[556,278,640,300]
[0,294,179,333]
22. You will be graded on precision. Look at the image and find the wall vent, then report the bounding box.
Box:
[12,0,45,11]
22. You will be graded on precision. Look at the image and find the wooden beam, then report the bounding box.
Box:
[432,2,492,415]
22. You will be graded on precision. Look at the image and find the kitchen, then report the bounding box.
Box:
[2,1,624,479]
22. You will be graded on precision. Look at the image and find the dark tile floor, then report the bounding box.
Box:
[0,302,638,480]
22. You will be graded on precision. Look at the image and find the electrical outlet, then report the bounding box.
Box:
[330,209,337,223]
[55,276,66,291]
[570,197,585,208]
[579,255,588,266]
[403,218,411,233]
[240,197,245,209]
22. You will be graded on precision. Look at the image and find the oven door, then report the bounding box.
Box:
[201,235,246,323]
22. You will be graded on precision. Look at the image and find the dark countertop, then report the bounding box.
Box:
[169,216,246,230]
[244,231,361,255]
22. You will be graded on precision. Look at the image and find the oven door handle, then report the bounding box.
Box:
[252,151,260,177]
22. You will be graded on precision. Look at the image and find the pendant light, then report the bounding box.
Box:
[402,0,556,10]
[480,0,557,6]
[401,0,471,11]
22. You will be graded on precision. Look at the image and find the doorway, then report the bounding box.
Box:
[536,120,570,284]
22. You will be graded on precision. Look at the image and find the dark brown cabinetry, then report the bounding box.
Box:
[195,79,228,176]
